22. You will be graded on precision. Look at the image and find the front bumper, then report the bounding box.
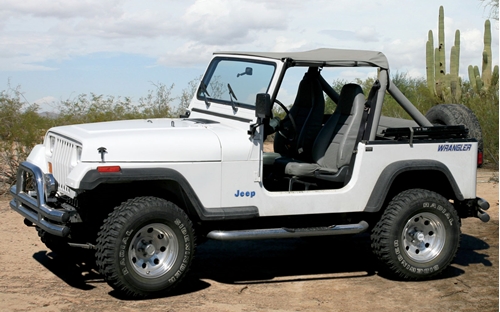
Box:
[10,161,70,237]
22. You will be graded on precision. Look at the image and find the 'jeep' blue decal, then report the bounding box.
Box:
[437,143,472,152]
[235,190,256,198]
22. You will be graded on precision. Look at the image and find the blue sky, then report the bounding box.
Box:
[0,0,498,112]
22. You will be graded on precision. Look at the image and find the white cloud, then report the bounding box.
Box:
[407,68,425,79]
[157,41,216,67]
[271,36,308,52]
[381,38,426,72]
[181,0,287,45]
[319,29,355,41]
[461,28,486,58]
[338,69,377,83]
[355,27,379,42]
[0,0,498,105]
[2,0,124,19]
[0,61,56,71]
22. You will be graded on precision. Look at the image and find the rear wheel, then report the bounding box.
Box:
[95,196,195,297]
[371,189,460,279]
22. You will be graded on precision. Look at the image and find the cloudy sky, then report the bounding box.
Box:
[0,0,498,111]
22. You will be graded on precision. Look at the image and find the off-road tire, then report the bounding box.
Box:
[95,196,195,298]
[425,104,483,151]
[371,189,461,280]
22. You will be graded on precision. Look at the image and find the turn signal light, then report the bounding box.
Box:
[97,166,121,173]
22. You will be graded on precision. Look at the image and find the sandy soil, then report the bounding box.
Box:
[0,170,498,312]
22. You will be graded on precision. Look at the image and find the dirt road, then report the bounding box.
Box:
[0,170,497,312]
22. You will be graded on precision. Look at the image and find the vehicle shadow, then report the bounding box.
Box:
[32,233,490,298]
[189,233,489,285]
[452,233,492,267]
[190,235,377,285]
[32,249,102,290]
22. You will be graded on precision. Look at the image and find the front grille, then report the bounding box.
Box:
[49,134,81,197]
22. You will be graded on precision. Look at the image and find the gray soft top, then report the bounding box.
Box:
[214,48,389,69]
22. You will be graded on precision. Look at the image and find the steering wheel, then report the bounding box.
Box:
[274,99,297,141]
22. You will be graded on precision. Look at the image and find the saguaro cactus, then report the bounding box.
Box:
[468,19,499,93]
[437,5,446,88]
[426,31,435,93]
[426,6,461,103]
[449,30,461,101]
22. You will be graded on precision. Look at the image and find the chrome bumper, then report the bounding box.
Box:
[10,161,70,237]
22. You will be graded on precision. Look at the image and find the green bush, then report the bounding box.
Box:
[0,86,50,192]
[55,82,178,125]
[56,93,142,125]
[460,79,499,166]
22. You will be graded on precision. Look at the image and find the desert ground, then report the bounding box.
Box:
[0,169,498,312]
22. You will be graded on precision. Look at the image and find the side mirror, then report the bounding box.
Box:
[244,67,253,76]
[255,93,272,119]
[237,67,253,77]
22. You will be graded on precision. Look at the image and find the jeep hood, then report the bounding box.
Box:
[48,118,247,162]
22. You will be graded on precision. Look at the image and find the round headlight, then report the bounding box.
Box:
[44,173,58,201]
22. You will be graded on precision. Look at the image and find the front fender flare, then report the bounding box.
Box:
[79,167,259,221]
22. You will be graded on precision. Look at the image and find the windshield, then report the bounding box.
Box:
[198,57,276,108]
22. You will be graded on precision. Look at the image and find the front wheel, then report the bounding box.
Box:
[95,197,195,297]
[371,189,461,280]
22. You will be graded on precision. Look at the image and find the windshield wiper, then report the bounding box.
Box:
[199,82,212,108]
[227,83,238,112]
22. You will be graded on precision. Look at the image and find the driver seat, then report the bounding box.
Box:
[273,67,325,162]
[274,83,365,184]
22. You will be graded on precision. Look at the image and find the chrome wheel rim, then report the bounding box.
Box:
[128,223,179,278]
[401,212,446,263]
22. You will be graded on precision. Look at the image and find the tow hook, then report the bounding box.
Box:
[476,197,490,223]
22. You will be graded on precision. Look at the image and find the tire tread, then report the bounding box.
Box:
[371,189,461,280]
[95,196,195,298]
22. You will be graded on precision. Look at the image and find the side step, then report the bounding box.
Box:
[207,221,369,241]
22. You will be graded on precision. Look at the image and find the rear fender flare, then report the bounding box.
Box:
[364,160,463,213]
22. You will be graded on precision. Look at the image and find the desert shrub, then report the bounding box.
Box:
[137,82,176,118]
[174,76,201,117]
[56,93,142,125]
[460,80,499,165]
[0,86,50,193]
[55,82,178,125]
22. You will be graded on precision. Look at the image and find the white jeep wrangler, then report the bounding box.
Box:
[10,48,490,297]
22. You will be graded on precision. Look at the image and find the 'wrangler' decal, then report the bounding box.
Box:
[437,144,472,152]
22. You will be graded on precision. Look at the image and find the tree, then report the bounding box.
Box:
[481,0,499,20]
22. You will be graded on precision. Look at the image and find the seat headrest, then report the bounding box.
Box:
[337,84,364,115]
[294,71,323,108]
